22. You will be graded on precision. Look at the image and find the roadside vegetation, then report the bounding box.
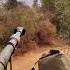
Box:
[44,0,70,42]
[0,0,70,54]
[0,3,56,53]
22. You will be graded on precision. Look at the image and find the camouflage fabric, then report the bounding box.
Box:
[38,51,70,70]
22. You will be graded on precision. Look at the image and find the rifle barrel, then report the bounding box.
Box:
[0,27,25,70]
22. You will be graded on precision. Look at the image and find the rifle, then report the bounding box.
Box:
[0,27,25,70]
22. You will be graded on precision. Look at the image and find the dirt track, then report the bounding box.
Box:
[7,40,70,70]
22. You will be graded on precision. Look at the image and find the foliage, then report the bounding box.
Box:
[44,0,70,39]
[4,0,17,9]
[0,4,55,53]
[0,6,36,48]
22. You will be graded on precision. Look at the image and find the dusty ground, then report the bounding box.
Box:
[7,38,70,70]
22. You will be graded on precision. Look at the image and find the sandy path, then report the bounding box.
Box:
[7,37,70,70]
[7,48,44,70]
[7,44,70,70]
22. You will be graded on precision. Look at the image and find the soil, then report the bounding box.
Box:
[7,38,70,70]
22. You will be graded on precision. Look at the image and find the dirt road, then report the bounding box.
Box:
[7,43,70,70]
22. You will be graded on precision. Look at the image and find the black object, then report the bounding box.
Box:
[14,28,26,36]
[21,28,26,36]
[49,49,60,55]
[31,67,35,70]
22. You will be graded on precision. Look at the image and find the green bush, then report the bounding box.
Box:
[44,0,70,40]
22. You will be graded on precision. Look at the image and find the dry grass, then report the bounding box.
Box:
[0,5,57,52]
